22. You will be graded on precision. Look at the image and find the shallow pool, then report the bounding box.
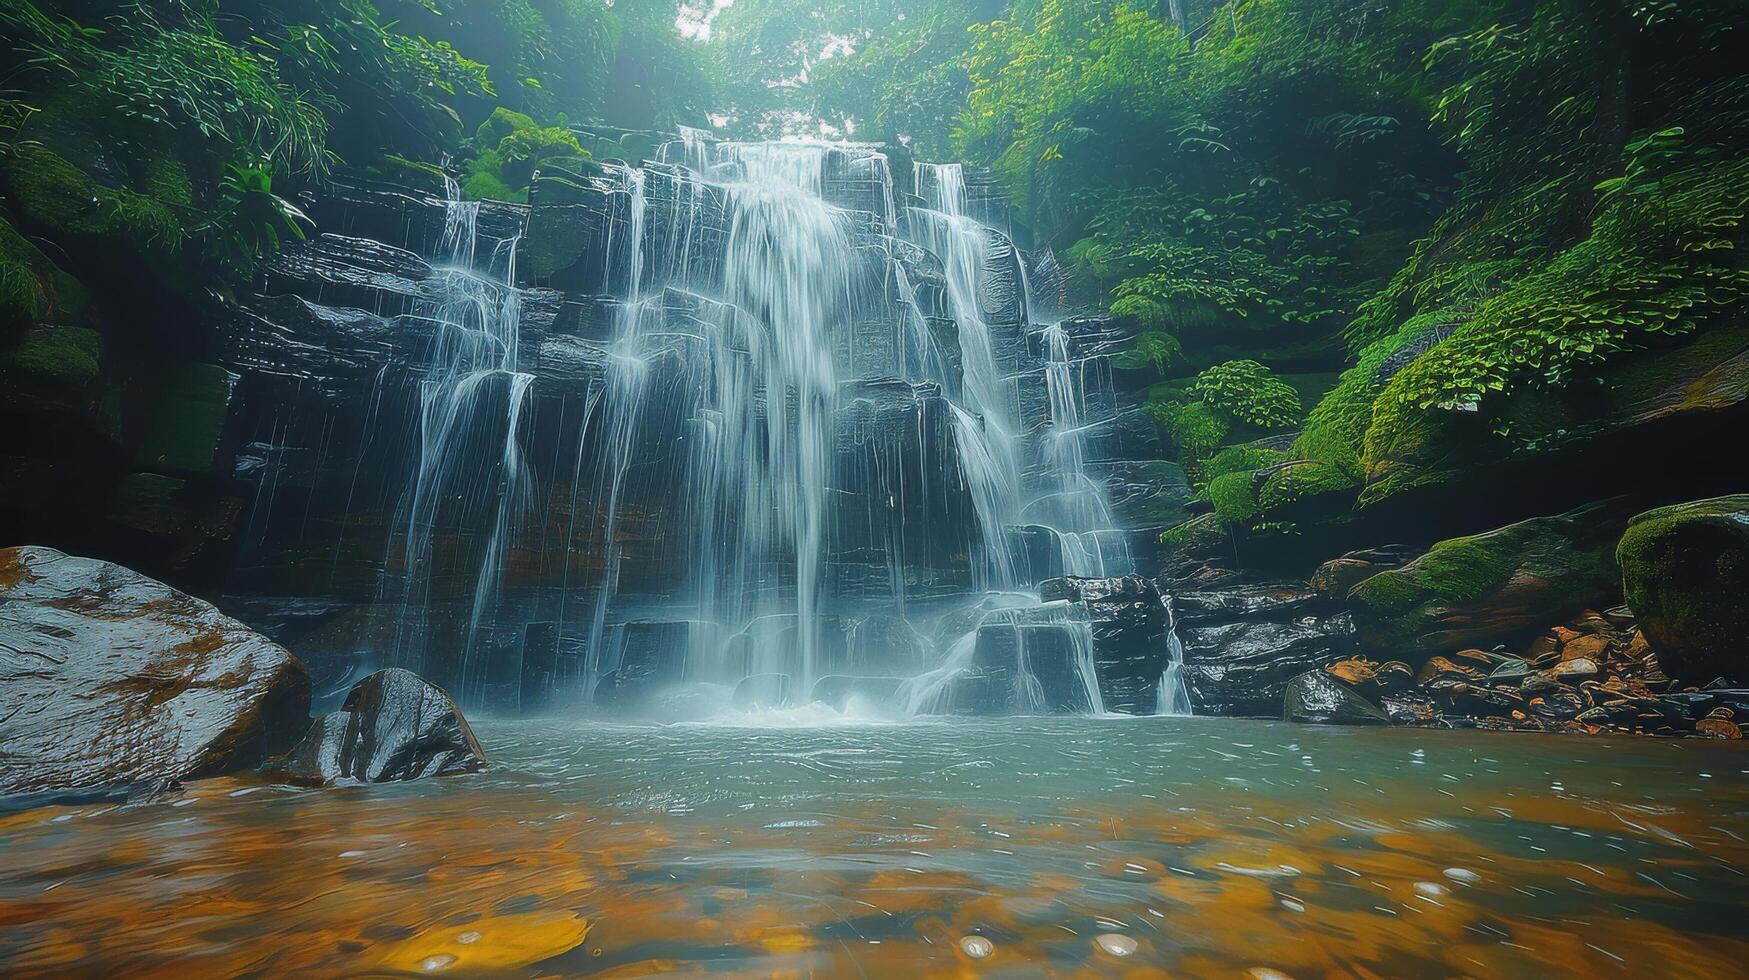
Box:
[3,716,1747,976]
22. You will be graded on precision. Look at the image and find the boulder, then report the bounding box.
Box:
[272,668,483,785]
[1176,583,1357,715]
[1617,495,1749,684]
[1282,671,1390,725]
[1348,500,1631,660]
[0,546,311,793]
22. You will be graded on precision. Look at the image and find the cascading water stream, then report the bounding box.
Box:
[380,178,532,701]
[1156,594,1194,716]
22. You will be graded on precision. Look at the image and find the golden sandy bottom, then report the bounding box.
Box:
[3,756,1747,979]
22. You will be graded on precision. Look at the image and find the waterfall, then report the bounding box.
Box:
[380,177,532,696]
[1040,323,1131,578]
[337,134,1169,716]
[1156,594,1194,716]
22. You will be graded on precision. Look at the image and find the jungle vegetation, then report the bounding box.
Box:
[1,0,1743,541]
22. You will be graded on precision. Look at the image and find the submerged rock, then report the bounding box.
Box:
[1617,495,1749,685]
[0,546,311,793]
[272,668,484,785]
[1282,671,1390,725]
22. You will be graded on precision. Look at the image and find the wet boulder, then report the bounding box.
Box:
[272,668,484,785]
[1282,671,1390,726]
[1348,500,1631,660]
[1172,583,1357,716]
[0,546,311,793]
[1617,495,1749,684]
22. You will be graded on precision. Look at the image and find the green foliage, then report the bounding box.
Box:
[2,0,332,177]
[1112,330,1183,374]
[1319,0,1749,504]
[1206,470,1259,525]
[461,109,588,202]
[0,144,183,255]
[5,324,101,384]
[1190,360,1302,429]
[199,165,309,282]
[1151,399,1228,465]
[1204,444,1288,483]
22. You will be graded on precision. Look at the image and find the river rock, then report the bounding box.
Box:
[1348,499,1632,660]
[1617,495,1749,684]
[1282,671,1390,725]
[0,546,311,793]
[272,668,483,785]
[1176,583,1357,716]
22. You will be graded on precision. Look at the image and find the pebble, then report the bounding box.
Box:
[1414,881,1449,897]
[1443,867,1481,885]
[1095,934,1138,957]
[419,953,457,972]
[959,935,994,959]
[456,931,481,945]
[1248,969,1294,980]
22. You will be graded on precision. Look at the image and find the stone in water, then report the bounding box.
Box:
[1095,934,1139,957]
[959,935,995,959]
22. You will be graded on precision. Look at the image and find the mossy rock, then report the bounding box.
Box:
[1158,513,1234,584]
[519,173,613,291]
[475,107,538,148]
[0,145,182,252]
[1259,460,1357,513]
[0,216,91,336]
[1207,470,1260,526]
[135,363,239,475]
[373,154,452,197]
[1349,499,1632,660]
[1617,495,1749,685]
[4,324,102,386]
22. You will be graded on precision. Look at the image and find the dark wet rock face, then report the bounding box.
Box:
[0,546,311,793]
[1282,671,1390,725]
[1171,583,1357,716]
[1617,495,1749,685]
[273,668,484,785]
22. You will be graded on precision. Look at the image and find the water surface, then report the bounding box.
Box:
[3,717,1746,976]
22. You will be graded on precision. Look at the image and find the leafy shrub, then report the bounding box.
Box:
[1112,330,1183,374]
[1190,360,1302,429]
[199,166,309,282]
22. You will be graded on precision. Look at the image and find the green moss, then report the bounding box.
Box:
[1205,444,1287,482]
[1617,495,1749,682]
[0,144,184,255]
[1258,459,1355,512]
[374,154,451,195]
[462,166,521,204]
[475,107,538,148]
[140,151,194,208]
[1207,470,1259,525]
[1350,501,1627,655]
[0,215,90,335]
[1152,399,1228,465]
[5,324,101,384]
[0,218,42,332]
